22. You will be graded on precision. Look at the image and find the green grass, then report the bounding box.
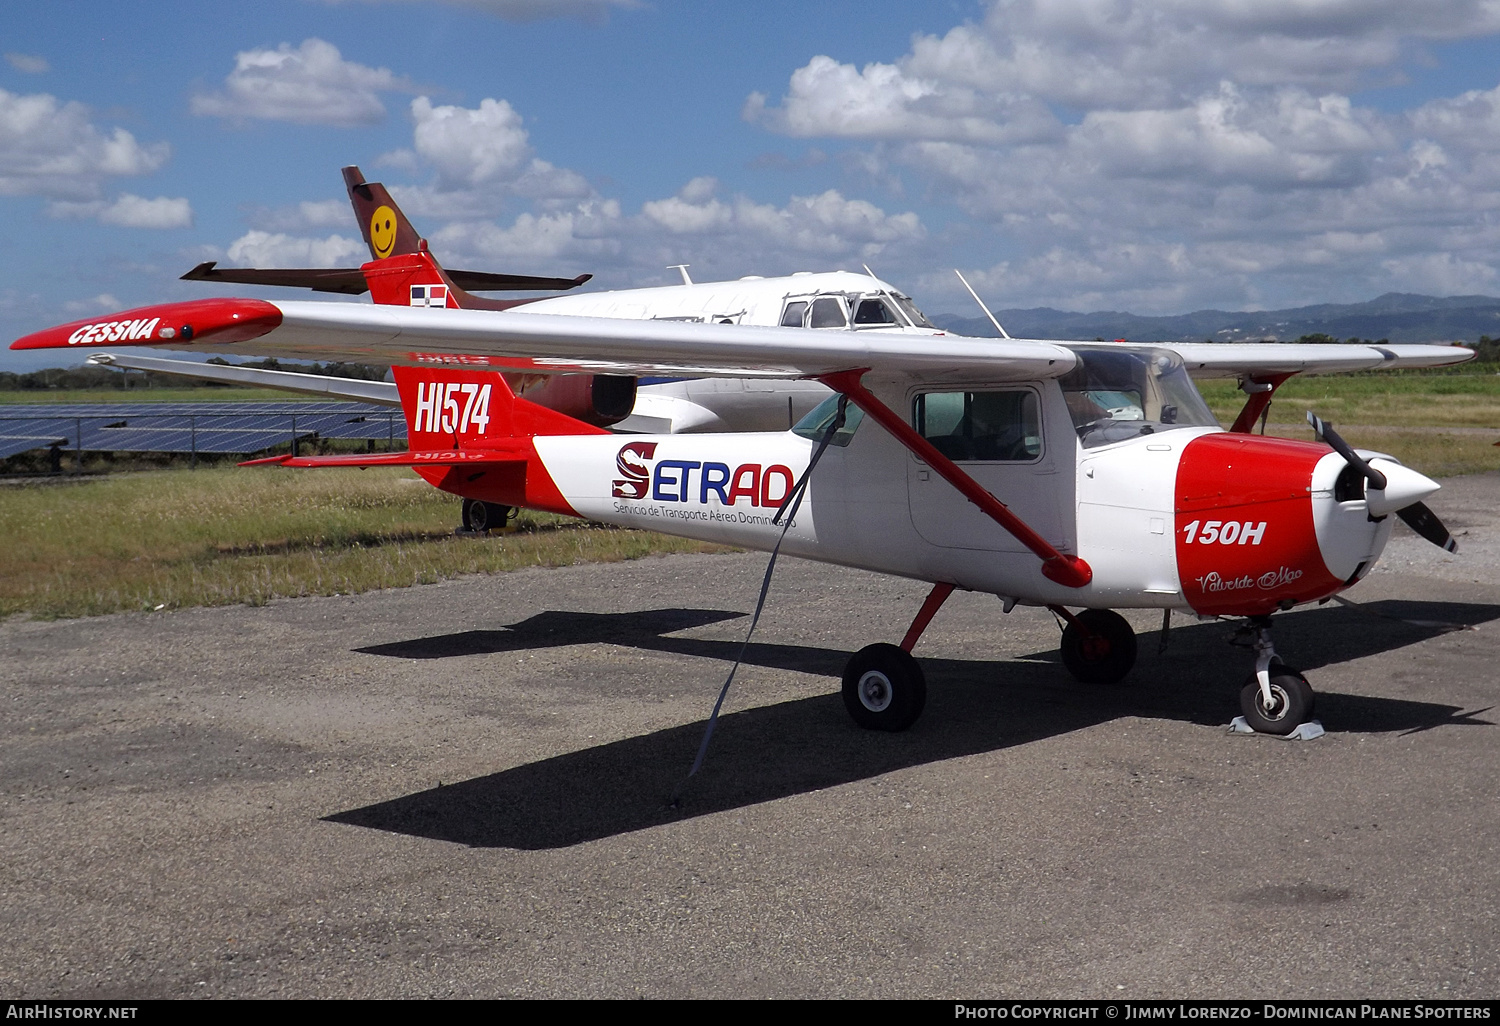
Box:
[0,467,731,619]
[1197,371,1500,476]
[1197,370,1500,428]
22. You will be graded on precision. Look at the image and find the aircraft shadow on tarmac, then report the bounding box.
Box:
[329,600,1497,850]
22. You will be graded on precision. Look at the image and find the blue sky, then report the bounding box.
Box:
[7,0,1500,370]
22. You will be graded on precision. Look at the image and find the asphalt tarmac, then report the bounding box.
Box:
[3,475,1498,999]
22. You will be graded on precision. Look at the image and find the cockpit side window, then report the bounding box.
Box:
[780,301,808,328]
[852,297,899,326]
[913,389,1042,462]
[808,296,848,329]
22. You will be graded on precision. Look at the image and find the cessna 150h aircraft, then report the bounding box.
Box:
[13,288,1471,736]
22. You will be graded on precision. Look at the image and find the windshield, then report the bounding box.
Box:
[1059,346,1218,448]
[891,293,935,329]
[792,392,865,447]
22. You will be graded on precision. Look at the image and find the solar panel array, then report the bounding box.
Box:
[0,402,407,458]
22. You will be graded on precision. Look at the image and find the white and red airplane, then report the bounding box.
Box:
[13,290,1471,735]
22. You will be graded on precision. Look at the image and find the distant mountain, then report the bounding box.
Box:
[930,292,1500,344]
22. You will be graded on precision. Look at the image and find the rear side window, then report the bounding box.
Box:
[780,301,808,327]
[913,390,1042,462]
[809,297,847,328]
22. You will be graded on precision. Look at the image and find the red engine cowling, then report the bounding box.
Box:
[1175,433,1345,616]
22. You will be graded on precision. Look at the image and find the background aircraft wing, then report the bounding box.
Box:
[15,297,1079,381]
[1161,341,1473,376]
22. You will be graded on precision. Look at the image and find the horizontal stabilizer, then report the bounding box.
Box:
[183,262,591,295]
[241,449,526,469]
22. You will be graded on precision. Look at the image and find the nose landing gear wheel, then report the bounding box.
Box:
[842,643,926,732]
[1059,609,1138,684]
[1239,669,1314,735]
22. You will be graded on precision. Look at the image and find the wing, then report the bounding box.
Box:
[14,297,1079,382]
[1161,341,1473,377]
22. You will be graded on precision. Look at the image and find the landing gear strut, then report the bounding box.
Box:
[1234,615,1315,735]
[841,582,951,732]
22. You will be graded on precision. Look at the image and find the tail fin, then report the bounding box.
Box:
[344,165,423,261]
[363,249,462,309]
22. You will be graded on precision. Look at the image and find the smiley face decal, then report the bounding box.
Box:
[369,205,398,258]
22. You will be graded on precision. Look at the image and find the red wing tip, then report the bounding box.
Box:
[238,454,293,467]
[11,298,282,351]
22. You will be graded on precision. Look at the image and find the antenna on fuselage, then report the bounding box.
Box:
[862,263,878,279]
[954,269,1011,340]
[668,264,693,286]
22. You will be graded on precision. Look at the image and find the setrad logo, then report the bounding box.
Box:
[612,442,657,499]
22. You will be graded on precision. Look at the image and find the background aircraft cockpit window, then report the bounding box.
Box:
[852,297,899,326]
[1059,346,1219,448]
[808,296,848,328]
[780,301,808,327]
[913,389,1042,462]
[792,392,865,447]
[892,293,936,329]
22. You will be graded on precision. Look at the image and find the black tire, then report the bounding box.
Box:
[1059,609,1137,684]
[841,643,927,732]
[467,501,512,533]
[1239,670,1314,735]
[461,498,476,532]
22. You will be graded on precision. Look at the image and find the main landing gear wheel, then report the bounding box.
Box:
[842,643,927,732]
[1239,669,1315,736]
[462,499,513,533]
[1059,609,1138,684]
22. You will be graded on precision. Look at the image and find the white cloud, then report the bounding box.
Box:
[0,88,169,202]
[225,231,367,267]
[49,194,194,229]
[191,38,412,126]
[744,0,1500,313]
[98,194,193,229]
[402,96,591,203]
[4,53,49,74]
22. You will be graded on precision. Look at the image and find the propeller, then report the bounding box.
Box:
[1306,411,1457,553]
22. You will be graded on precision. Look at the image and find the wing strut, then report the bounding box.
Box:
[1229,373,1295,434]
[818,369,1092,588]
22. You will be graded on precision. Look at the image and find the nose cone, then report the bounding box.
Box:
[1366,459,1440,518]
